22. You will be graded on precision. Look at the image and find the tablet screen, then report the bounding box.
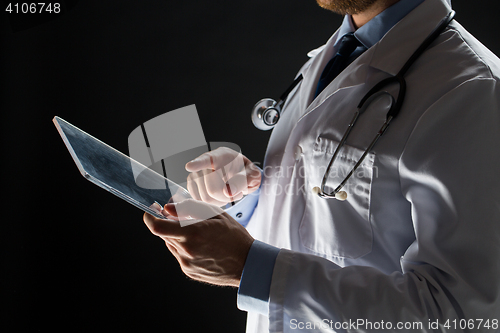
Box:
[53,116,191,219]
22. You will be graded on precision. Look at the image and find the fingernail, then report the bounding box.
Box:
[152,202,163,212]
[249,180,260,187]
[165,202,176,208]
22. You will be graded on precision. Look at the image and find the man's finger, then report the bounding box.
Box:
[164,203,178,217]
[164,199,224,226]
[164,200,223,219]
[224,172,248,197]
[223,164,261,197]
[143,212,183,237]
[185,152,213,172]
[186,174,203,201]
[192,171,228,206]
[186,148,243,174]
[246,162,262,189]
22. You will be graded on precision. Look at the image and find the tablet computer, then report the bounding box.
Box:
[53,116,192,220]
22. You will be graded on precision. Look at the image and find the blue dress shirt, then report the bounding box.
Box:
[231,0,425,315]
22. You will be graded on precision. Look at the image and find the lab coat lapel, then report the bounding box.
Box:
[305,55,373,113]
[367,0,452,76]
[298,0,452,121]
[298,30,340,113]
[298,41,373,119]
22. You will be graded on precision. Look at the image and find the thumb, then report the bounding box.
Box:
[164,203,178,217]
[165,199,224,227]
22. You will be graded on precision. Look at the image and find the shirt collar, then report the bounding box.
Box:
[335,0,425,49]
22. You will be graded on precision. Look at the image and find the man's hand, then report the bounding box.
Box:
[185,147,261,206]
[143,199,255,287]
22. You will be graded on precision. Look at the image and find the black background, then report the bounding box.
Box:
[1,1,499,332]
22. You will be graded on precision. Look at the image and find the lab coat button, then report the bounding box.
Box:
[236,212,243,218]
[294,145,303,160]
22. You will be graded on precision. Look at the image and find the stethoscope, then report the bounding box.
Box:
[251,11,455,200]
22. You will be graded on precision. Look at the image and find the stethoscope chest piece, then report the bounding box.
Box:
[252,98,281,131]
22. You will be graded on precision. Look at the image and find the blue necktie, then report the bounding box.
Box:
[315,33,363,98]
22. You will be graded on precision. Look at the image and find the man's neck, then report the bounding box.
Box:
[351,0,400,28]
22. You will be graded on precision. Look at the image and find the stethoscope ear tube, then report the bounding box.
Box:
[398,10,456,78]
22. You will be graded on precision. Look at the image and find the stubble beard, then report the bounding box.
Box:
[316,0,380,15]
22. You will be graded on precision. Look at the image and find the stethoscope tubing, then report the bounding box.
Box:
[318,10,456,199]
[252,11,456,200]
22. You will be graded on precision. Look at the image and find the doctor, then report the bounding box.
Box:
[143,0,500,331]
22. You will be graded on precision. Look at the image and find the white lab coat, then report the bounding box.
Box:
[242,0,500,331]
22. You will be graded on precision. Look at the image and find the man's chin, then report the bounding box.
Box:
[316,0,347,15]
[315,0,378,15]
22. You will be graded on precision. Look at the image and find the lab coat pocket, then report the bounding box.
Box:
[299,136,375,259]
